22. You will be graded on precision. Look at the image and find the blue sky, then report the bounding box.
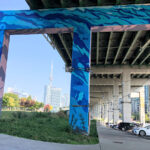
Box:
[0,0,71,102]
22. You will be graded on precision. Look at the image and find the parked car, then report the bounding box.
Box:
[112,124,118,129]
[118,122,137,131]
[133,125,150,136]
[105,122,113,127]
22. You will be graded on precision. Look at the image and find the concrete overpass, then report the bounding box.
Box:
[15,0,150,131]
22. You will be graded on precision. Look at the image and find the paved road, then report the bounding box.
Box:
[97,122,150,150]
[0,134,100,150]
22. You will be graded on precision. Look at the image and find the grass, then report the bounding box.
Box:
[0,111,99,144]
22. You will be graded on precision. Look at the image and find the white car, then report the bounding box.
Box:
[133,125,150,136]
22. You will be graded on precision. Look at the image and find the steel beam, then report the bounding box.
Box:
[122,31,143,64]
[105,32,113,64]
[48,34,68,65]
[113,32,128,64]
[58,33,72,61]
[140,53,150,65]
[90,78,150,86]
[91,65,150,74]
[96,32,100,64]
[90,86,141,93]
[132,39,150,65]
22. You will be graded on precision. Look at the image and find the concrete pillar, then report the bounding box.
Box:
[93,104,97,119]
[97,100,101,120]
[122,71,131,122]
[113,80,120,124]
[108,101,113,123]
[96,103,99,119]
[139,87,145,125]
[102,103,105,120]
[0,31,10,114]
[69,29,91,134]
[104,103,108,123]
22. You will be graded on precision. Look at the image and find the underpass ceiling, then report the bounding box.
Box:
[26,0,150,80]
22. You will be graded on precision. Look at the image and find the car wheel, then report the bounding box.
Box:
[122,127,125,131]
[139,130,146,136]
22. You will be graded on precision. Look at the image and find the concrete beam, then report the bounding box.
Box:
[96,32,100,64]
[58,33,72,61]
[132,39,150,65]
[90,78,150,86]
[90,86,141,93]
[91,65,150,74]
[105,32,113,64]
[113,32,128,64]
[122,31,143,64]
[140,53,150,65]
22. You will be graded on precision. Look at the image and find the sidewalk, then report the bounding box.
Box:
[0,134,100,150]
[97,122,150,150]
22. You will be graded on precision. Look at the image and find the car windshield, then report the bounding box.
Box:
[145,125,150,129]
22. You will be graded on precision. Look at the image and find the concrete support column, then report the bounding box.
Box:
[96,103,99,119]
[104,102,108,123]
[108,101,113,123]
[97,100,101,120]
[107,91,113,123]
[93,104,97,119]
[101,103,104,120]
[122,71,131,122]
[139,87,145,125]
[69,29,91,134]
[0,31,10,114]
[113,80,120,124]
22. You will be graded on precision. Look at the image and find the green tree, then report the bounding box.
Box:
[4,93,19,107]
[145,114,150,123]
[27,96,32,101]
[7,97,15,107]
[2,94,9,106]
[4,93,19,101]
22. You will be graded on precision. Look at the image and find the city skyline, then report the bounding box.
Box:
[44,63,69,111]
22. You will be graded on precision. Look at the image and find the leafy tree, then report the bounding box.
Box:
[44,104,53,112]
[2,94,9,106]
[4,93,19,101]
[3,93,19,107]
[7,97,15,107]
[145,114,150,123]
[27,96,32,101]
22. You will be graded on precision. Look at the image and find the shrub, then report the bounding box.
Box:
[57,111,67,118]
[12,111,28,119]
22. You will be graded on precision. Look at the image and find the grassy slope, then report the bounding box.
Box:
[0,111,98,144]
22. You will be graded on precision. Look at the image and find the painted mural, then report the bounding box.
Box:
[1,4,150,133]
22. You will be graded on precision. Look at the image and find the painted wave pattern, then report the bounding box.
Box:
[69,30,91,133]
[0,4,150,133]
[1,5,150,31]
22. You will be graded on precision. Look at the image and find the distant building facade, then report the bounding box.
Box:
[145,85,149,113]
[44,85,62,112]
[44,63,62,112]
[119,86,150,115]
[131,97,140,114]
[61,93,70,108]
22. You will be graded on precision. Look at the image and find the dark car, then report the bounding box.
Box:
[118,122,136,131]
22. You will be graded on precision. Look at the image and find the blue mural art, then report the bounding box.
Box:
[1,4,150,133]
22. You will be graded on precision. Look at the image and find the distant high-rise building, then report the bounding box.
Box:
[131,97,140,113]
[44,63,62,112]
[145,85,149,113]
[61,94,70,108]
[119,93,140,114]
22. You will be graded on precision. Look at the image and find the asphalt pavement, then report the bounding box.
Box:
[0,134,100,150]
[97,122,150,150]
